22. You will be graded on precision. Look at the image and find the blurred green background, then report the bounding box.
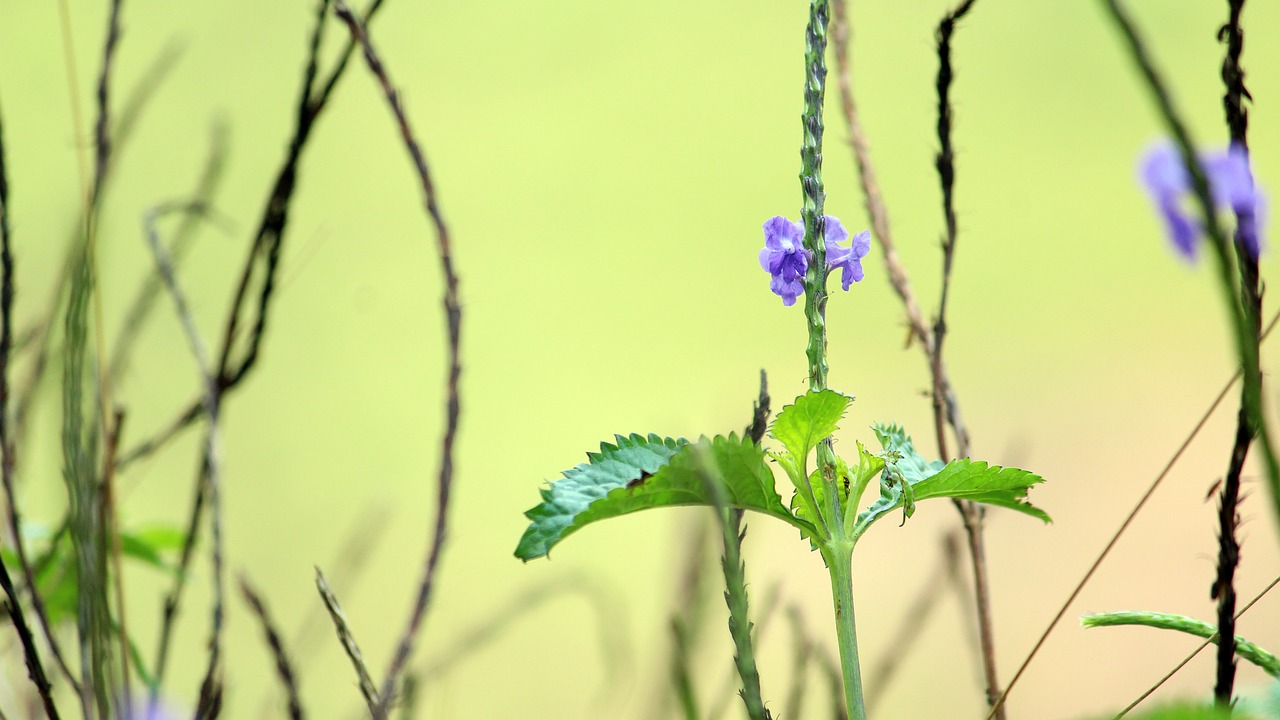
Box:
[1,1,1279,718]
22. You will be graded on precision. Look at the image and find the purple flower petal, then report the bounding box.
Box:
[760,216,810,305]
[826,229,871,291]
[1139,140,1266,260]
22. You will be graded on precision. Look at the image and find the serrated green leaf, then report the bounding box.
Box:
[770,390,852,469]
[852,426,1050,541]
[913,459,1050,523]
[517,434,811,560]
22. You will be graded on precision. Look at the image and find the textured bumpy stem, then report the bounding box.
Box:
[800,0,830,395]
[799,3,865,719]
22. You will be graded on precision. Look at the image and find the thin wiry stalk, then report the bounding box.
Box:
[110,122,230,386]
[143,0,356,696]
[315,567,378,713]
[1116,574,1280,717]
[254,506,388,718]
[929,4,1010,718]
[238,575,305,720]
[330,5,463,716]
[990,308,1280,718]
[141,204,226,719]
[119,0,388,467]
[1,93,79,702]
[0,556,59,719]
[1212,0,1254,705]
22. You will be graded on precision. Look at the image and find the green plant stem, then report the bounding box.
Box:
[824,543,866,720]
[799,1,864,714]
[798,0,840,523]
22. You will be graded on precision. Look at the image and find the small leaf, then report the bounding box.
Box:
[516,434,811,560]
[770,390,853,469]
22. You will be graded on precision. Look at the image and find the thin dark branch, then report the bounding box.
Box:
[315,567,378,713]
[991,309,1280,719]
[141,205,225,718]
[238,575,305,720]
[92,0,125,205]
[1212,0,1255,705]
[0,556,60,719]
[929,5,1006,718]
[118,0,393,468]
[110,122,230,386]
[2,92,81,701]
[329,5,462,716]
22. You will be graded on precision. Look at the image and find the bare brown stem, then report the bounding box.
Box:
[239,575,305,720]
[330,5,463,715]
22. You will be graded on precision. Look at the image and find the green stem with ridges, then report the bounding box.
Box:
[824,542,866,720]
[799,2,865,718]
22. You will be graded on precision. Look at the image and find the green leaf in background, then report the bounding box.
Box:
[119,527,188,576]
[913,460,1050,523]
[770,390,853,469]
[1082,610,1280,677]
[516,434,810,561]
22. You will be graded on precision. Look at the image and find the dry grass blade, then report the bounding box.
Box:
[239,575,306,720]
[330,4,463,716]
[315,567,378,713]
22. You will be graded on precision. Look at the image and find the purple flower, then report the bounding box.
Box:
[823,217,872,291]
[760,215,871,305]
[1139,141,1266,260]
[759,216,810,306]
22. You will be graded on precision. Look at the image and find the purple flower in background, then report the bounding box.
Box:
[759,216,810,306]
[760,215,872,305]
[1139,141,1266,260]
